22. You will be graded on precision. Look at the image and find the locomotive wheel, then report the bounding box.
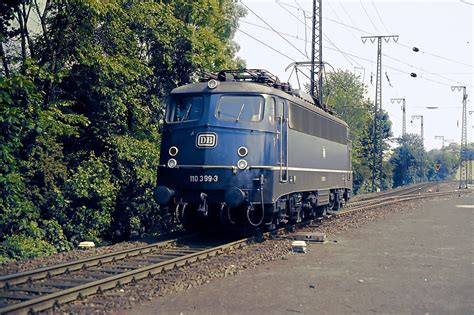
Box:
[329,194,335,210]
[315,205,328,217]
[180,204,204,232]
[329,192,342,211]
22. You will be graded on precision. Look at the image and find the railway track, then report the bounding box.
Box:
[343,182,437,210]
[0,235,245,314]
[0,186,469,315]
[349,181,436,204]
[335,189,467,218]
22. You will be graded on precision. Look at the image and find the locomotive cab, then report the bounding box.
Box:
[155,80,283,230]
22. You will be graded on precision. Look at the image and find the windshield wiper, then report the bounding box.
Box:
[236,103,245,122]
[182,104,192,121]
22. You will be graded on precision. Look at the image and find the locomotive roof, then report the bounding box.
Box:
[170,82,349,128]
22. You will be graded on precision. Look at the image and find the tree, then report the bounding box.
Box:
[324,70,392,193]
[1,0,246,260]
[425,143,462,181]
[390,134,425,187]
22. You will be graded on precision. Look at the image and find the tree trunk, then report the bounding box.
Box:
[15,7,27,64]
[0,43,10,77]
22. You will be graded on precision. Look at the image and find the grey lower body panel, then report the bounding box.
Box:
[269,169,351,203]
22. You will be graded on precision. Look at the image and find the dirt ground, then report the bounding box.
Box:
[122,193,473,315]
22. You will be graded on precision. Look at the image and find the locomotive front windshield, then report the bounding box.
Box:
[216,95,263,122]
[166,95,204,123]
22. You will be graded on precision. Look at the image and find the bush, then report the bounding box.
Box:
[0,235,57,261]
[41,219,72,252]
[61,154,117,244]
[108,135,162,239]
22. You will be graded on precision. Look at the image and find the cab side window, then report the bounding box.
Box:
[277,98,285,119]
[267,97,276,125]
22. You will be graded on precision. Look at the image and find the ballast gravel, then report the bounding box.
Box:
[0,233,185,277]
[52,191,462,314]
[1,182,452,277]
[1,181,462,314]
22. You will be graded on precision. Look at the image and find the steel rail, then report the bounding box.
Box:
[0,181,437,288]
[345,182,438,208]
[0,238,251,314]
[0,188,469,314]
[335,190,470,218]
[0,236,192,289]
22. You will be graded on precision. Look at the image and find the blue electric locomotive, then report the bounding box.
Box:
[154,69,352,231]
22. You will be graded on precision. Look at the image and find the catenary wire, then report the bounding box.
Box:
[382,53,473,87]
[240,0,308,58]
[328,1,359,41]
[371,0,391,34]
[359,0,379,33]
[275,1,472,86]
[237,28,296,62]
[339,1,362,35]
[239,19,471,88]
[276,1,363,67]
[396,41,474,69]
[278,0,473,69]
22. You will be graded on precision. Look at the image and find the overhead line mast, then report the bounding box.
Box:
[310,0,323,106]
[361,35,399,192]
[451,85,468,189]
[390,98,407,136]
[391,97,407,185]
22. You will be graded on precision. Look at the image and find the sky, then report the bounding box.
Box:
[233,0,474,150]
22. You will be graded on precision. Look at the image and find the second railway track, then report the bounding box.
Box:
[0,236,243,314]
[0,185,470,314]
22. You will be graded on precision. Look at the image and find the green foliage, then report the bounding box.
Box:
[41,219,71,252]
[325,70,392,193]
[107,135,163,239]
[390,134,424,187]
[1,72,43,240]
[0,235,57,262]
[390,136,468,188]
[425,143,460,181]
[0,0,245,261]
[60,154,117,244]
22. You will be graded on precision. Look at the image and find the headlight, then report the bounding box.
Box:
[237,159,248,170]
[169,146,178,157]
[207,79,219,89]
[237,146,248,157]
[167,158,177,168]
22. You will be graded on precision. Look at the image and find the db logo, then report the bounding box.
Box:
[196,133,217,148]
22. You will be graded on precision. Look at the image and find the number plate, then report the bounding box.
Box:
[189,175,219,183]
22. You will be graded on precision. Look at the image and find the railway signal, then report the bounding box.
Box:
[434,163,441,192]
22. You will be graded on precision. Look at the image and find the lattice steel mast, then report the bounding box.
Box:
[391,97,407,184]
[310,0,323,106]
[411,115,424,182]
[451,86,468,189]
[361,35,399,191]
[390,98,407,136]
